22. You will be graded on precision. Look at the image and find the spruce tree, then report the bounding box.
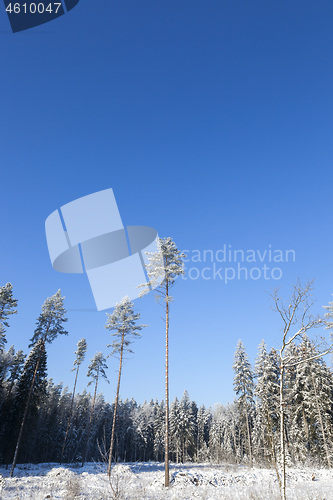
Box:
[10,290,67,476]
[5,349,26,399]
[293,336,333,467]
[153,399,165,462]
[0,348,26,432]
[253,341,280,467]
[0,345,15,390]
[0,283,18,352]
[233,340,254,467]
[169,397,181,463]
[196,405,210,462]
[35,380,63,463]
[8,340,47,464]
[179,390,195,462]
[138,237,186,486]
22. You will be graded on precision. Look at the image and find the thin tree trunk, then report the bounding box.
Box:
[302,404,309,443]
[243,382,252,467]
[82,366,99,466]
[311,371,331,468]
[232,426,238,464]
[60,365,80,464]
[266,409,281,491]
[10,349,42,477]
[165,283,170,487]
[280,362,286,500]
[107,332,124,477]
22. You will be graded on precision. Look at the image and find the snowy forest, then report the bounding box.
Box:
[1,281,333,472]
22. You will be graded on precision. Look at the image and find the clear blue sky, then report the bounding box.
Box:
[1,0,333,408]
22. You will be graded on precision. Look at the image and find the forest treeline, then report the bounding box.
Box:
[1,330,333,468]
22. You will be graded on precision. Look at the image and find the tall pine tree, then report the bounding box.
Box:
[138,237,186,487]
[105,296,146,475]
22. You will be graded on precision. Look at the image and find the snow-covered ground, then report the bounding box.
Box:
[1,461,332,499]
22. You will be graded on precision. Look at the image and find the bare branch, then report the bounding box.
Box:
[285,347,333,368]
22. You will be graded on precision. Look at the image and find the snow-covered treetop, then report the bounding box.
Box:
[0,282,18,351]
[7,348,26,383]
[105,296,147,357]
[87,351,109,385]
[138,237,187,302]
[254,339,267,380]
[29,290,68,347]
[270,280,333,365]
[72,338,88,369]
[232,340,254,399]
[323,296,333,340]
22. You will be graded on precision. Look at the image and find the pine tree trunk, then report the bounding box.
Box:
[107,332,124,477]
[165,283,170,487]
[10,349,42,477]
[82,366,99,466]
[279,362,286,500]
[311,371,331,468]
[60,365,80,465]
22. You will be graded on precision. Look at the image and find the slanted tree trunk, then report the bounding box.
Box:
[82,365,99,466]
[60,365,80,465]
[10,346,43,477]
[165,282,170,487]
[108,332,125,477]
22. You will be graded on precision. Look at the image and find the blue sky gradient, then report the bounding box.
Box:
[1,0,333,407]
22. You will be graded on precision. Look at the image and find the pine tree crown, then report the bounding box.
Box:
[72,338,88,370]
[29,290,68,347]
[105,296,147,357]
[87,351,109,385]
[137,237,187,302]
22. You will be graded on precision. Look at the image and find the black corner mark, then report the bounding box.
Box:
[3,0,80,33]
[63,0,79,12]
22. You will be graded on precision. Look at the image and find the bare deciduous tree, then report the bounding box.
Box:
[270,280,333,500]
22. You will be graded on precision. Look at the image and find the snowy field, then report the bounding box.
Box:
[1,462,333,500]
